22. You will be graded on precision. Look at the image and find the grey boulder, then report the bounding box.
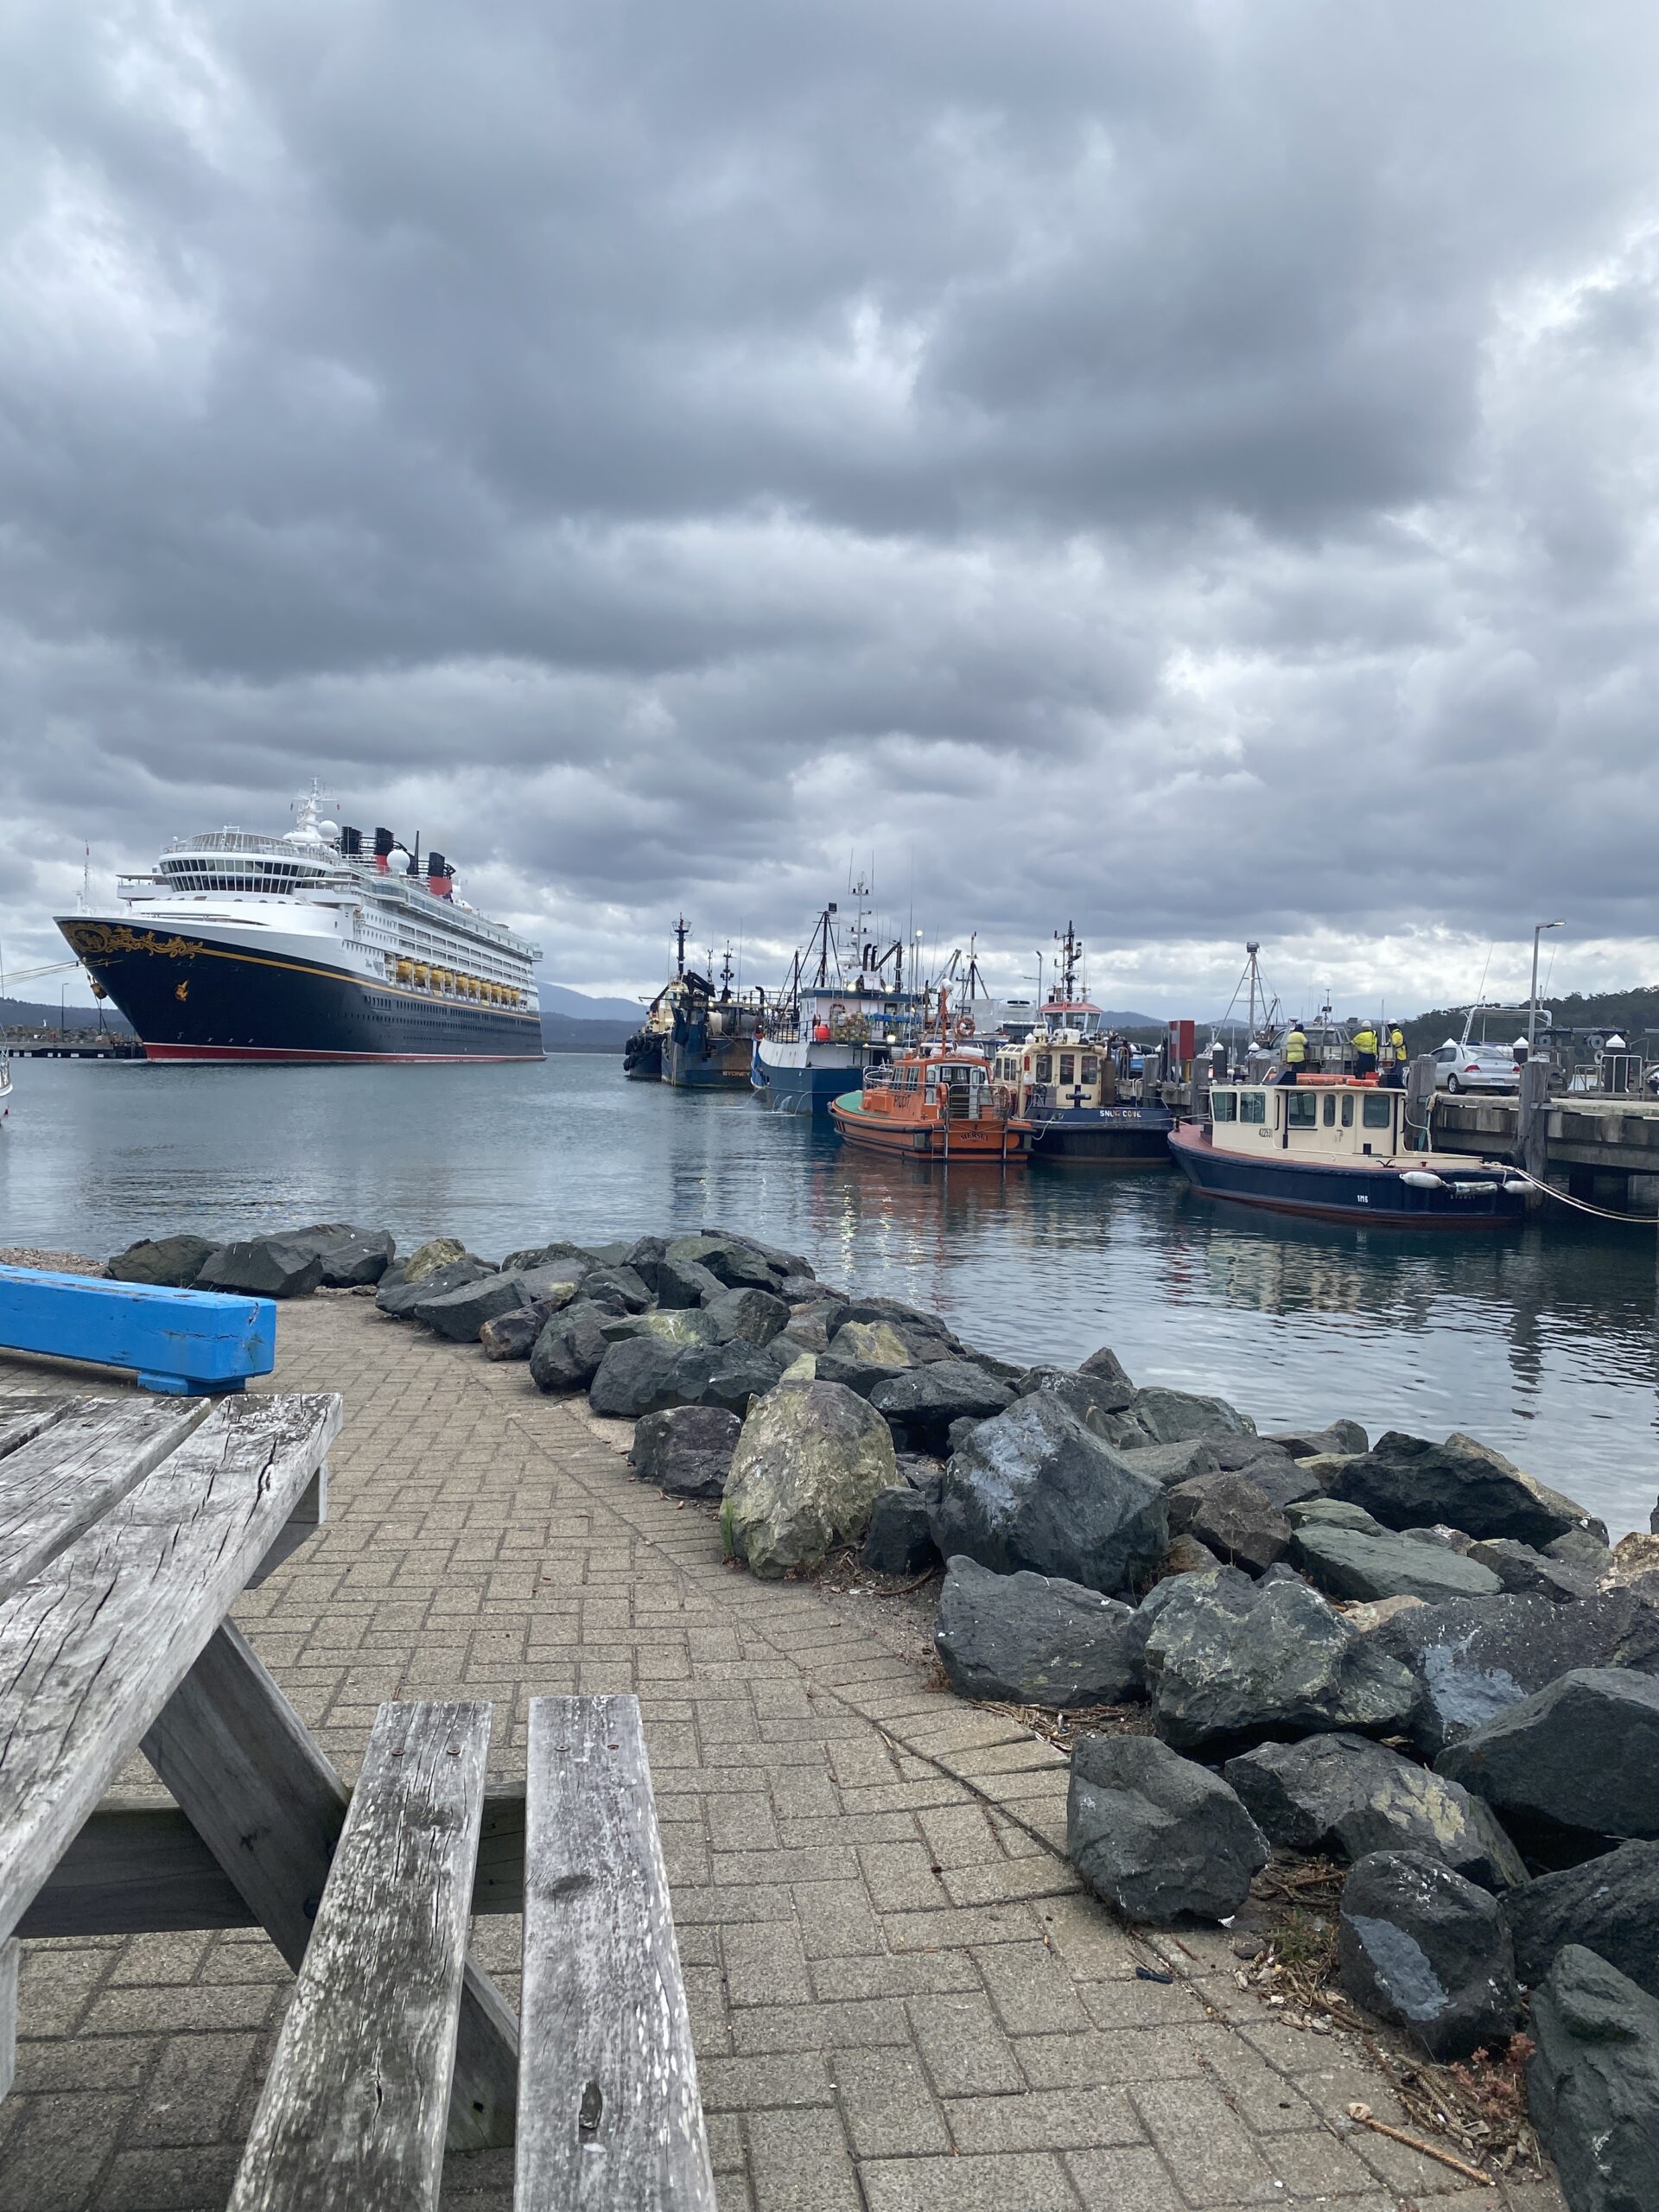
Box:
[589,1336,699,1419]
[1436,1668,1659,1852]
[528,1300,613,1394]
[501,1239,595,1275]
[1142,1569,1419,1756]
[314,1230,396,1287]
[629,1404,741,1500]
[1222,1732,1525,1890]
[377,1255,491,1317]
[1330,1432,1603,1548]
[106,1233,217,1287]
[1108,1385,1255,1451]
[1505,1840,1659,2004]
[1166,1472,1291,1575]
[413,1269,535,1342]
[655,1255,726,1309]
[930,1395,1168,1597]
[1468,1537,1599,1603]
[1067,1734,1268,1923]
[478,1307,545,1362]
[580,1263,653,1313]
[935,1556,1141,1707]
[1289,1521,1503,1606]
[1528,1945,1659,2212]
[1267,1420,1369,1459]
[1075,1344,1137,1408]
[719,1381,897,1578]
[860,1485,939,1576]
[703,1287,789,1347]
[868,1362,1015,1453]
[1338,1848,1521,2060]
[1015,1365,1140,1433]
[196,1236,324,1299]
[1373,1589,1659,1758]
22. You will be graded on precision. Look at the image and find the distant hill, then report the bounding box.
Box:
[1,995,131,1033]
[540,982,650,1023]
[542,1013,632,1054]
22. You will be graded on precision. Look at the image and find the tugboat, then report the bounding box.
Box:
[662,945,764,1088]
[1170,1071,1529,1225]
[623,918,692,1082]
[830,990,1030,1161]
[752,890,922,1115]
[996,925,1173,1165]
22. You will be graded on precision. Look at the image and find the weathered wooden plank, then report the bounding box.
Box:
[0,1936,16,2105]
[516,1694,716,2212]
[141,1621,518,2150]
[0,1266,276,1395]
[229,1701,492,2212]
[0,1396,212,1605]
[0,1396,73,1465]
[0,1390,339,1946]
[16,1788,529,1939]
[245,1460,327,1588]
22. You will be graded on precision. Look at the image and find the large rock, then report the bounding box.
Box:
[839,1294,961,1347]
[629,1404,741,1500]
[1223,1733,1525,1890]
[105,1234,217,1287]
[1142,1569,1419,1756]
[580,1264,653,1313]
[818,1319,917,1395]
[621,1233,669,1287]
[1110,1386,1255,1451]
[1373,1589,1659,1758]
[315,1230,396,1287]
[501,1238,595,1275]
[695,1343,791,1414]
[1529,1945,1659,2212]
[528,1300,613,1393]
[719,1382,897,1578]
[1118,1439,1222,1489]
[1067,1734,1268,1923]
[630,1307,723,1348]
[703,1287,789,1347]
[1505,1841,1659,2002]
[860,1487,938,1576]
[780,1308,834,1355]
[1436,1669,1659,1852]
[868,1362,1016,1453]
[1268,1420,1369,1459]
[1331,1432,1603,1548]
[376,1255,491,1317]
[1076,1345,1137,1409]
[667,1234,780,1293]
[478,1307,545,1361]
[1166,1472,1291,1575]
[654,1255,725,1309]
[1016,1366,1139,1434]
[1338,1849,1521,2060]
[196,1236,324,1299]
[589,1337,699,1419]
[1469,1537,1599,1604]
[403,1236,469,1284]
[1289,1521,1503,1606]
[935,1556,1141,1707]
[412,1270,535,1342]
[930,1395,1167,1597]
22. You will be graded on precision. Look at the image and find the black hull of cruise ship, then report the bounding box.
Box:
[59,921,543,1064]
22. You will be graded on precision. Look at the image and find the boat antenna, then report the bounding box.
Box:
[1054,922,1081,1003]
[673,916,689,978]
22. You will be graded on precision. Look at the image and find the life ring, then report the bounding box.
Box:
[959,1016,976,1037]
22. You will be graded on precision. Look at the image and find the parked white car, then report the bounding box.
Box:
[1431,1039,1522,1094]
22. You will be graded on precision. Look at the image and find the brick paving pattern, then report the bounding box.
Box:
[0,1302,1568,2211]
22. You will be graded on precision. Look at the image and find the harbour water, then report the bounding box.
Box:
[3,1054,1656,1538]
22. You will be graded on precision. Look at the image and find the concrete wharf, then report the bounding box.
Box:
[1432,1091,1659,1208]
[1,1300,1561,2212]
[0,1029,143,1059]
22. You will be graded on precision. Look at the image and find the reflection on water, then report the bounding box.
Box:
[2,1057,1656,1537]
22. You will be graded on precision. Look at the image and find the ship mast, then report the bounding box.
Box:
[673,916,689,980]
[1053,921,1082,1005]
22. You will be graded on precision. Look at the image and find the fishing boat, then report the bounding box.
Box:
[623,918,692,1081]
[752,893,922,1115]
[1169,1073,1528,1225]
[662,947,764,1088]
[996,925,1173,1165]
[830,994,1030,1162]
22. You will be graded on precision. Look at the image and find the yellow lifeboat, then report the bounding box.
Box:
[395,957,414,982]
[413,963,429,987]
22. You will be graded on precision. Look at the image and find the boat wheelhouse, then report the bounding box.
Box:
[1170,1076,1528,1224]
[995,1027,1173,1166]
[830,1040,1029,1162]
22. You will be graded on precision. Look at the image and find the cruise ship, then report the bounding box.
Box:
[55,791,543,1063]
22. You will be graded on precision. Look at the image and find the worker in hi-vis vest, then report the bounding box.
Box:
[1385,1023,1408,1089]
[1279,1025,1308,1084]
[1352,1022,1379,1079]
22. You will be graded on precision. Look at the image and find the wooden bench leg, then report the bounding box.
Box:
[229,1701,492,2212]
[515,1694,715,2209]
[141,1621,518,2151]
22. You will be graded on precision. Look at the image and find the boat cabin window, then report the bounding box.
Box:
[1322,1094,1337,1126]
[1058,1053,1075,1084]
[1240,1090,1268,1124]
[1287,1092,1318,1128]
[1211,1090,1237,1122]
[1082,1055,1098,1084]
[1035,1054,1052,1081]
[1362,1094,1394,1131]
[1342,1094,1355,1127]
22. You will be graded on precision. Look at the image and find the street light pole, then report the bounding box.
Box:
[1529,920,1563,1051]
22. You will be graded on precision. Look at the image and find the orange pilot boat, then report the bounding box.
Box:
[830,998,1030,1162]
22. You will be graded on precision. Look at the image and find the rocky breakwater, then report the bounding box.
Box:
[109,1212,1659,2203]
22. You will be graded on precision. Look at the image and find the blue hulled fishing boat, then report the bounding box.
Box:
[752,894,922,1115]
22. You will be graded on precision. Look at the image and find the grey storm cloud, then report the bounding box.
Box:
[3,0,1659,1007]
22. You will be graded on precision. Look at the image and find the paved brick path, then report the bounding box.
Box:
[1,1302,1567,2211]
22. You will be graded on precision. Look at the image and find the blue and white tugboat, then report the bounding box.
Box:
[752,892,921,1116]
[1170,1072,1529,1224]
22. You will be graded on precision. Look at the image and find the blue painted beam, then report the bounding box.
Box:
[0,1268,277,1395]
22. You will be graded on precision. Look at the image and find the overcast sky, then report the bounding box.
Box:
[4,1,1659,1019]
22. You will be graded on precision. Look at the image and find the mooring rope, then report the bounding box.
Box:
[1494,1161,1659,1225]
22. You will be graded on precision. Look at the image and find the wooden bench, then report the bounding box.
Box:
[228,1694,715,2211]
[0,1267,276,1395]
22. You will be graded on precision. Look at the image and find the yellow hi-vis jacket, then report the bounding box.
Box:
[1352,1027,1378,1055]
[1284,1029,1308,1064]
[1389,1027,1406,1060]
